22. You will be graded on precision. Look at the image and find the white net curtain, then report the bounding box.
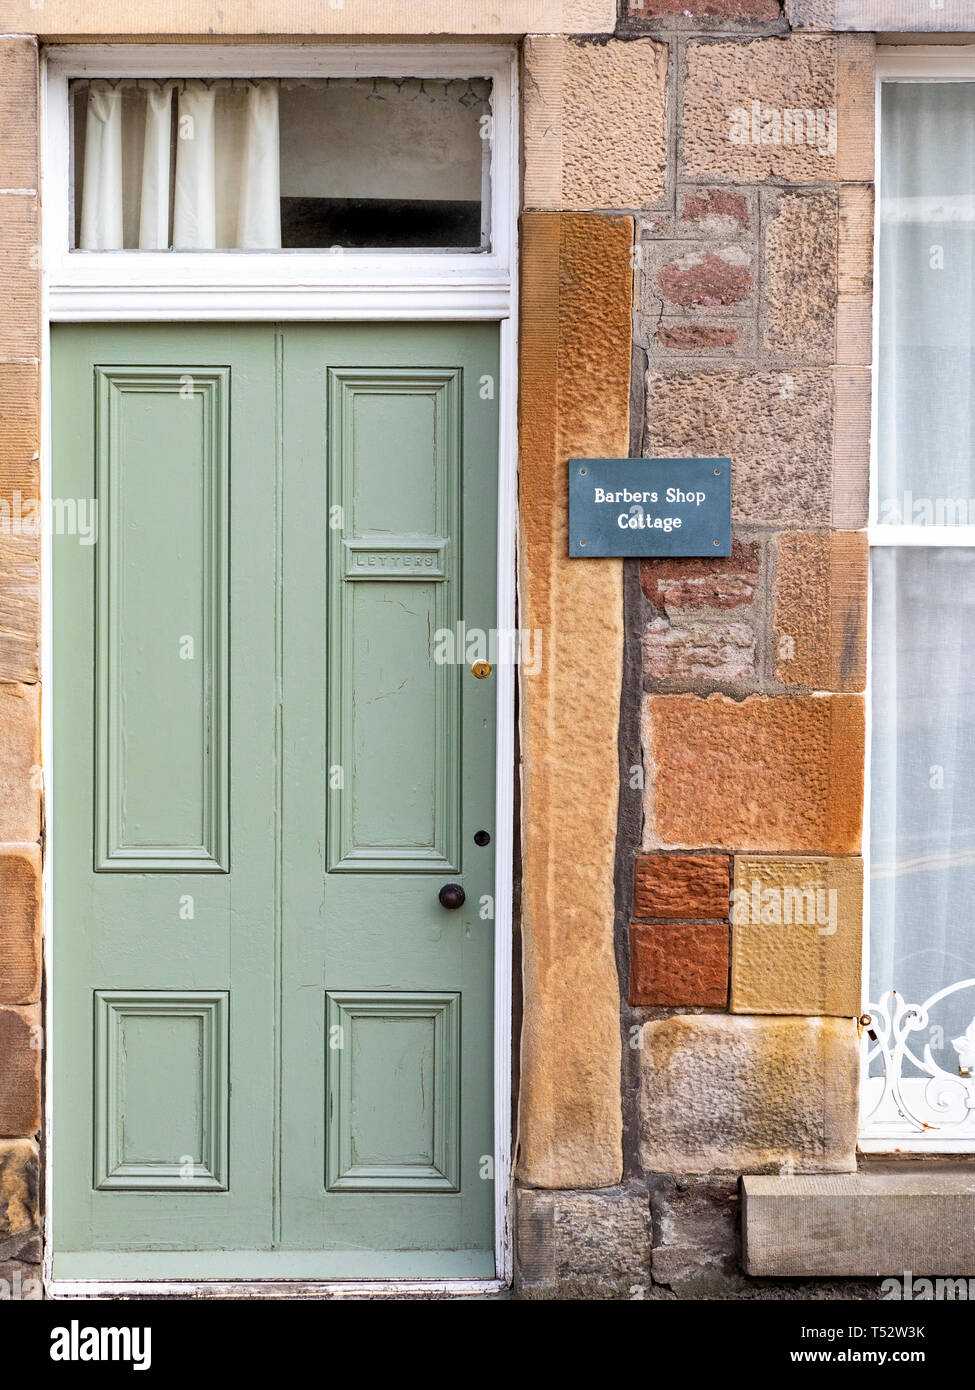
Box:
[79,78,282,250]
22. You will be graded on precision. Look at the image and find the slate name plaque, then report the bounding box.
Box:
[568,457,732,558]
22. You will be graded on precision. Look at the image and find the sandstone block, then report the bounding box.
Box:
[762,188,837,362]
[837,183,873,366]
[634,851,731,920]
[0,1006,40,1136]
[524,36,668,211]
[646,242,756,314]
[0,196,39,359]
[518,213,632,1188]
[641,537,759,613]
[0,683,40,843]
[730,854,863,1015]
[0,361,40,501]
[645,368,867,528]
[644,692,864,853]
[644,616,756,686]
[773,530,867,691]
[0,40,37,191]
[678,185,754,236]
[744,1172,975,1277]
[639,1014,860,1172]
[517,1185,651,1290]
[652,321,750,357]
[0,0,618,35]
[683,35,873,184]
[630,920,729,1007]
[0,534,39,684]
[0,844,40,1005]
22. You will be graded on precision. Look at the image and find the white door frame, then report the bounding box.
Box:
[40,41,519,1296]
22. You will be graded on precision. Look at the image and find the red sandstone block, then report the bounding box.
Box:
[634,852,731,920]
[641,536,759,612]
[629,921,729,1007]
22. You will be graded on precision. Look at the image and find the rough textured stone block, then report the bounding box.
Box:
[644,693,864,853]
[0,40,37,190]
[743,1173,975,1277]
[0,1006,40,1137]
[523,36,668,210]
[634,851,731,920]
[517,1185,651,1291]
[644,616,756,686]
[641,537,759,613]
[773,531,867,691]
[0,1139,39,1262]
[518,213,633,1189]
[645,369,834,527]
[0,683,40,843]
[649,1176,741,1295]
[646,242,755,314]
[762,188,837,362]
[679,186,754,236]
[683,35,873,184]
[730,855,863,1015]
[639,1014,860,1173]
[630,921,729,1006]
[0,195,39,359]
[0,845,40,1005]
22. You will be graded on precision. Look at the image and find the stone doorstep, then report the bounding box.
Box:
[742,1173,975,1278]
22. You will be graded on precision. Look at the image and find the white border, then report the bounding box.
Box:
[861,45,975,1155]
[41,41,518,1295]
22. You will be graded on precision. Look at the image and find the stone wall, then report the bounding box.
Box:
[515,2,882,1297]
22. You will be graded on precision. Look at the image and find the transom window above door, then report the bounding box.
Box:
[43,46,517,318]
[70,76,493,252]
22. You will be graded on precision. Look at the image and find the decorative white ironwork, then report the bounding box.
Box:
[860,978,975,1149]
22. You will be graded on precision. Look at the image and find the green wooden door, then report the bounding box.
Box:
[52,322,499,1280]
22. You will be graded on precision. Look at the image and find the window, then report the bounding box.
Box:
[863,56,975,1150]
[43,46,517,319]
[70,76,492,252]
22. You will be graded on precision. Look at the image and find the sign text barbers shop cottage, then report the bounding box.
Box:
[569,457,732,558]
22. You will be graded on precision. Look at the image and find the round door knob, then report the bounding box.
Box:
[438,883,466,910]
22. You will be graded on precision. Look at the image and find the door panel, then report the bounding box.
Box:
[52,321,499,1279]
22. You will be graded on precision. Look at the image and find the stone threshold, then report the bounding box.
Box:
[742,1171,975,1277]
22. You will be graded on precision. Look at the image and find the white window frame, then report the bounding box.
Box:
[862,45,975,1154]
[42,43,517,321]
[40,42,518,1294]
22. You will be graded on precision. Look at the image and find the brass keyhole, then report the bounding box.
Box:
[471,660,492,679]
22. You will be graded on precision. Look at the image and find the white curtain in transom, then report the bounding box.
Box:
[79,78,281,250]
